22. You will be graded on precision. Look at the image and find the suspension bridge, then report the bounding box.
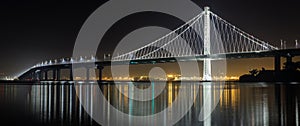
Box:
[18,7,300,82]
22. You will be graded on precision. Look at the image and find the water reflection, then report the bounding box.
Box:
[0,82,300,125]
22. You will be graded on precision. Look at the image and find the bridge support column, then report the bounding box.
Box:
[56,69,60,81]
[35,70,41,81]
[69,68,73,81]
[274,55,281,72]
[44,70,48,81]
[97,66,104,82]
[30,71,36,81]
[86,68,90,81]
[274,55,281,81]
[203,6,212,81]
[39,71,43,81]
[53,69,56,81]
[32,72,36,81]
[33,70,41,81]
[51,69,60,81]
[286,55,293,64]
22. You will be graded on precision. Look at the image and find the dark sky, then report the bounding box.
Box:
[0,0,299,77]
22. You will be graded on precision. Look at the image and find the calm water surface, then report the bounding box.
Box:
[0,82,299,126]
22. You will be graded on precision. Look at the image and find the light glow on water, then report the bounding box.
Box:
[0,82,300,125]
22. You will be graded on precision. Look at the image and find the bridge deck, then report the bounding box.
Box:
[18,48,300,80]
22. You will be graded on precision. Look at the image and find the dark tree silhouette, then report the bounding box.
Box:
[283,61,300,71]
[249,69,258,76]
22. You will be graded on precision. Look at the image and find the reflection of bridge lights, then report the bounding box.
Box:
[168,84,173,106]
[78,81,84,84]
[60,81,66,83]
[220,86,240,107]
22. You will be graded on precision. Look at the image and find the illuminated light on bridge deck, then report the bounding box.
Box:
[62,58,66,63]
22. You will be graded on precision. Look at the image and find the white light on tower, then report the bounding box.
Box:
[203,6,212,81]
[280,40,283,49]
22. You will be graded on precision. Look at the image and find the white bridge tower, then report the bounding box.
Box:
[203,7,212,81]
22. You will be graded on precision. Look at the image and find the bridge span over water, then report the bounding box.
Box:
[18,7,300,82]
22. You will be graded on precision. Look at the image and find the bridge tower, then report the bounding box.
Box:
[203,7,212,81]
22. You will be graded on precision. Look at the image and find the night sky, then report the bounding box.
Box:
[0,0,299,77]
